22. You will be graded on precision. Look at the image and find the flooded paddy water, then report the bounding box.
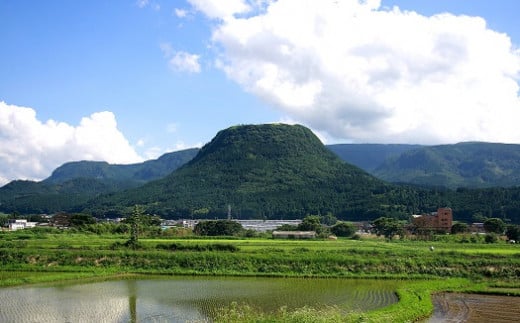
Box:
[0,276,398,322]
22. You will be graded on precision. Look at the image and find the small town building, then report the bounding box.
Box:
[8,219,37,231]
[412,207,453,233]
[470,222,485,233]
[50,212,71,228]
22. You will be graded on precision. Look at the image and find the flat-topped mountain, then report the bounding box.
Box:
[88,124,389,219]
[4,124,520,223]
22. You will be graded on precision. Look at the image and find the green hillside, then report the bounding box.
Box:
[374,142,520,188]
[44,148,198,184]
[87,124,394,219]
[0,149,198,214]
[327,144,421,172]
[5,125,520,224]
[0,178,128,214]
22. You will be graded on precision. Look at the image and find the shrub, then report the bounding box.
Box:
[451,222,469,234]
[484,233,498,244]
[483,218,505,234]
[194,220,243,236]
[330,222,356,237]
[505,225,520,241]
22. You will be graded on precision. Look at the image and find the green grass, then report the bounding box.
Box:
[1,233,519,279]
[0,271,117,287]
[1,232,519,321]
[213,279,498,322]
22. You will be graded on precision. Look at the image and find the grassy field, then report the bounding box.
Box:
[1,230,519,322]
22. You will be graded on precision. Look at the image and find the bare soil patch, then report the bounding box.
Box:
[429,292,520,322]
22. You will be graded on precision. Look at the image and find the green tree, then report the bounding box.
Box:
[471,212,487,223]
[194,220,243,236]
[298,215,322,233]
[126,205,145,248]
[372,217,404,240]
[451,222,469,234]
[139,215,161,227]
[0,213,8,227]
[505,225,520,241]
[483,218,505,234]
[69,213,96,227]
[26,214,46,223]
[485,233,498,243]
[320,213,338,226]
[330,222,356,237]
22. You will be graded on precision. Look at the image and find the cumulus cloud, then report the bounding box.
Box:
[169,51,201,73]
[0,102,143,185]
[196,0,520,144]
[160,43,201,73]
[187,0,251,20]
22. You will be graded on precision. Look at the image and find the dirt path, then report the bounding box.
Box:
[428,293,520,323]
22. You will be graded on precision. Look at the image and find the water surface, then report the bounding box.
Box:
[0,277,398,322]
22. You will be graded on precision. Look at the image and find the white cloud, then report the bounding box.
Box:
[0,102,143,185]
[203,0,520,144]
[188,0,251,20]
[160,43,201,73]
[170,51,201,73]
[174,8,188,18]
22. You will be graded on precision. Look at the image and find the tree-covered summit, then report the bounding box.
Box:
[89,123,390,219]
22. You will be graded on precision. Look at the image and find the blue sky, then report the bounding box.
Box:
[1,0,519,184]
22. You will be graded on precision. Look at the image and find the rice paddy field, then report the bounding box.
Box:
[0,230,519,321]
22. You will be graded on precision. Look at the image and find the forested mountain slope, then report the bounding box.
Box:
[44,148,198,184]
[4,126,520,224]
[327,144,421,172]
[87,124,394,219]
[374,142,520,189]
[0,149,198,213]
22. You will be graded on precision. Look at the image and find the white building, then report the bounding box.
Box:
[8,219,37,231]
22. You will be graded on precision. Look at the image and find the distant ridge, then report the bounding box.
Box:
[0,148,198,213]
[327,144,421,172]
[373,142,520,189]
[44,148,199,184]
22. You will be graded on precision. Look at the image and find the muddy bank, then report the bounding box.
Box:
[429,292,520,322]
